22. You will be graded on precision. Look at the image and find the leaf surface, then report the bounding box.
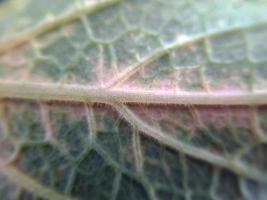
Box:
[0,0,267,199]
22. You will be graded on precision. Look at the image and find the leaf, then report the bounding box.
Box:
[0,0,267,199]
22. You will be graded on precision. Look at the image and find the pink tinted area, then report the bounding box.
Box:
[127,104,255,133]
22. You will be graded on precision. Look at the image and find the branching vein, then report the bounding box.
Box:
[0,158,75,200]
[113,104,267,181]
[0,0,121,53]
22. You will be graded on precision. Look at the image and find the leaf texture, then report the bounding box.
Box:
[0,0,267,199]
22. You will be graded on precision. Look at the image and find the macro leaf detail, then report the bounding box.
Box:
[0,0,267,199]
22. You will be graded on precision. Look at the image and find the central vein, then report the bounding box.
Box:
[0,81,266,105]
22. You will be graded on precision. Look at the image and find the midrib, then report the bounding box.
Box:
[0,81,266,105]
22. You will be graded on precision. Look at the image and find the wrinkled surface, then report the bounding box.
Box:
[0,0,267,199]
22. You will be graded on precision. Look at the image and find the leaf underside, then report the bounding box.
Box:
[0,0,267,200]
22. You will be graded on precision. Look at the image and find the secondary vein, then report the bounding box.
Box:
[114,104,267,181]
[0,0,121,53]
[0,158,75,200]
